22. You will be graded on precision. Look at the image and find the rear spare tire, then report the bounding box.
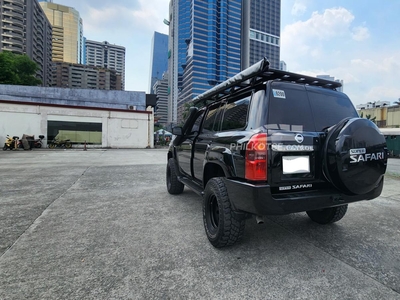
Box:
[323,118,387,195]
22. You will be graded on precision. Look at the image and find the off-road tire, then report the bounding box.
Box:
[166,158,184,194]
[65,142,72,149]
[306,204,348,224]
[49,143,56,149]
[203,178,246,248]
[3,145,7,151]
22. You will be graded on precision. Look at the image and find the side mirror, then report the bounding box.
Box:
[172,126,183,136]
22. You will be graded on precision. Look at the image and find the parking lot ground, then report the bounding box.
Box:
[0,150,399,299]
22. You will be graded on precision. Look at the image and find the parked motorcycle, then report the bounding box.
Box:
[34,135,45,148]
[48,138,72,149]
[15,135,45,149]
[3,135,19,150]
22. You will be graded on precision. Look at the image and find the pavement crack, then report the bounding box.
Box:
[0,166,91,261]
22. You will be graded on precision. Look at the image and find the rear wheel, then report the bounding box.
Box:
[203,178,245,248]
[166,158,184,194]
[65,142,72,149]
[49,143,56,149]
[306,205,348,224]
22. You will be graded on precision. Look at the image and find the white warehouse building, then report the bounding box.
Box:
[0,85,154,149]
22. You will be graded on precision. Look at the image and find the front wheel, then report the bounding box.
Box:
[203,178,246,248]
[65,142,72,149]
[3,145,7,151]
[166,158,184,194]
[306,205,348,224]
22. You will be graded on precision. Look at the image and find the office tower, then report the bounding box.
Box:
[168,0,281,124]
[153,72,169,125]
[52,62,122,90]
[168,0,242,124]
[85,40,126,90]
[39,1,83,64]
[242,0,281,69]
[316,75,344,92]
[149,32,168,94]
[0,0,52,86]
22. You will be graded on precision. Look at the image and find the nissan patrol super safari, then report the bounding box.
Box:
[166,58,387,248]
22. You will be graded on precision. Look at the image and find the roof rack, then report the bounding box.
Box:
[193,57,342,106]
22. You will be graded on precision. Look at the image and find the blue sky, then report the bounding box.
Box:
[53,0,400,106]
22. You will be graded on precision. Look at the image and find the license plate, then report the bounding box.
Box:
[282,156,310,174]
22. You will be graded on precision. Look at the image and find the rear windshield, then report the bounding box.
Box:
[266,82,358,132]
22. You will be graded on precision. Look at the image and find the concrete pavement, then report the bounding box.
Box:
[0,150,399,299]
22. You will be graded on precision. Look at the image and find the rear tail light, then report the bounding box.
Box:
[245,133,267,181]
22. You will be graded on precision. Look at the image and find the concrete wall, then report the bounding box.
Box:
[387,106,400,128]
[358,107,388,122]
[358,106,400,128]
[0,102,154,148]
[0,85,146,111]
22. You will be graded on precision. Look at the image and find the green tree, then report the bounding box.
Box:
[0,51,42,86]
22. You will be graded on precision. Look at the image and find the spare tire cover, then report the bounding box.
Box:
[323,118,387,195]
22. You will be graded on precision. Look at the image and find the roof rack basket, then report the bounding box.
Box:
[193,57,342,106]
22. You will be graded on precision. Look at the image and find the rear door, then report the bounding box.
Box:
[266,83,321,188]
[265,82,359,192]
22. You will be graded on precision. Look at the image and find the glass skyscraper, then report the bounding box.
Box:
[168,0,281,124]
[169,0,242,124]
[149,32,169,94]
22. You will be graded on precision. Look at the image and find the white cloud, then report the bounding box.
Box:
[326,56,400,104]
[351,56,400,73]
[366,86,400,102]
[282,7,354,43]
[84,0,168,36]
[281,7,357,63]
[291,0,307,16]
[351,26,370,41]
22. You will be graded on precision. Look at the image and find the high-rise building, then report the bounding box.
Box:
[85,40,126,90]
[316,75,344,92]
[168,0,243,124]
[52,62,122,90]
[246,0,281,68]
[153,72,169,125]
[168,0,281,124]
[149,32,168,94]
[0,0,52,86]
[39,1,83,64]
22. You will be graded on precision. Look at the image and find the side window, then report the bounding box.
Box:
[202,103,224,133]
[220,96,250,131]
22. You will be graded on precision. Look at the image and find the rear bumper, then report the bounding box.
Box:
[223,178,384,215]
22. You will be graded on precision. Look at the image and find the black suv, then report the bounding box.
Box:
[166,58,387,248]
